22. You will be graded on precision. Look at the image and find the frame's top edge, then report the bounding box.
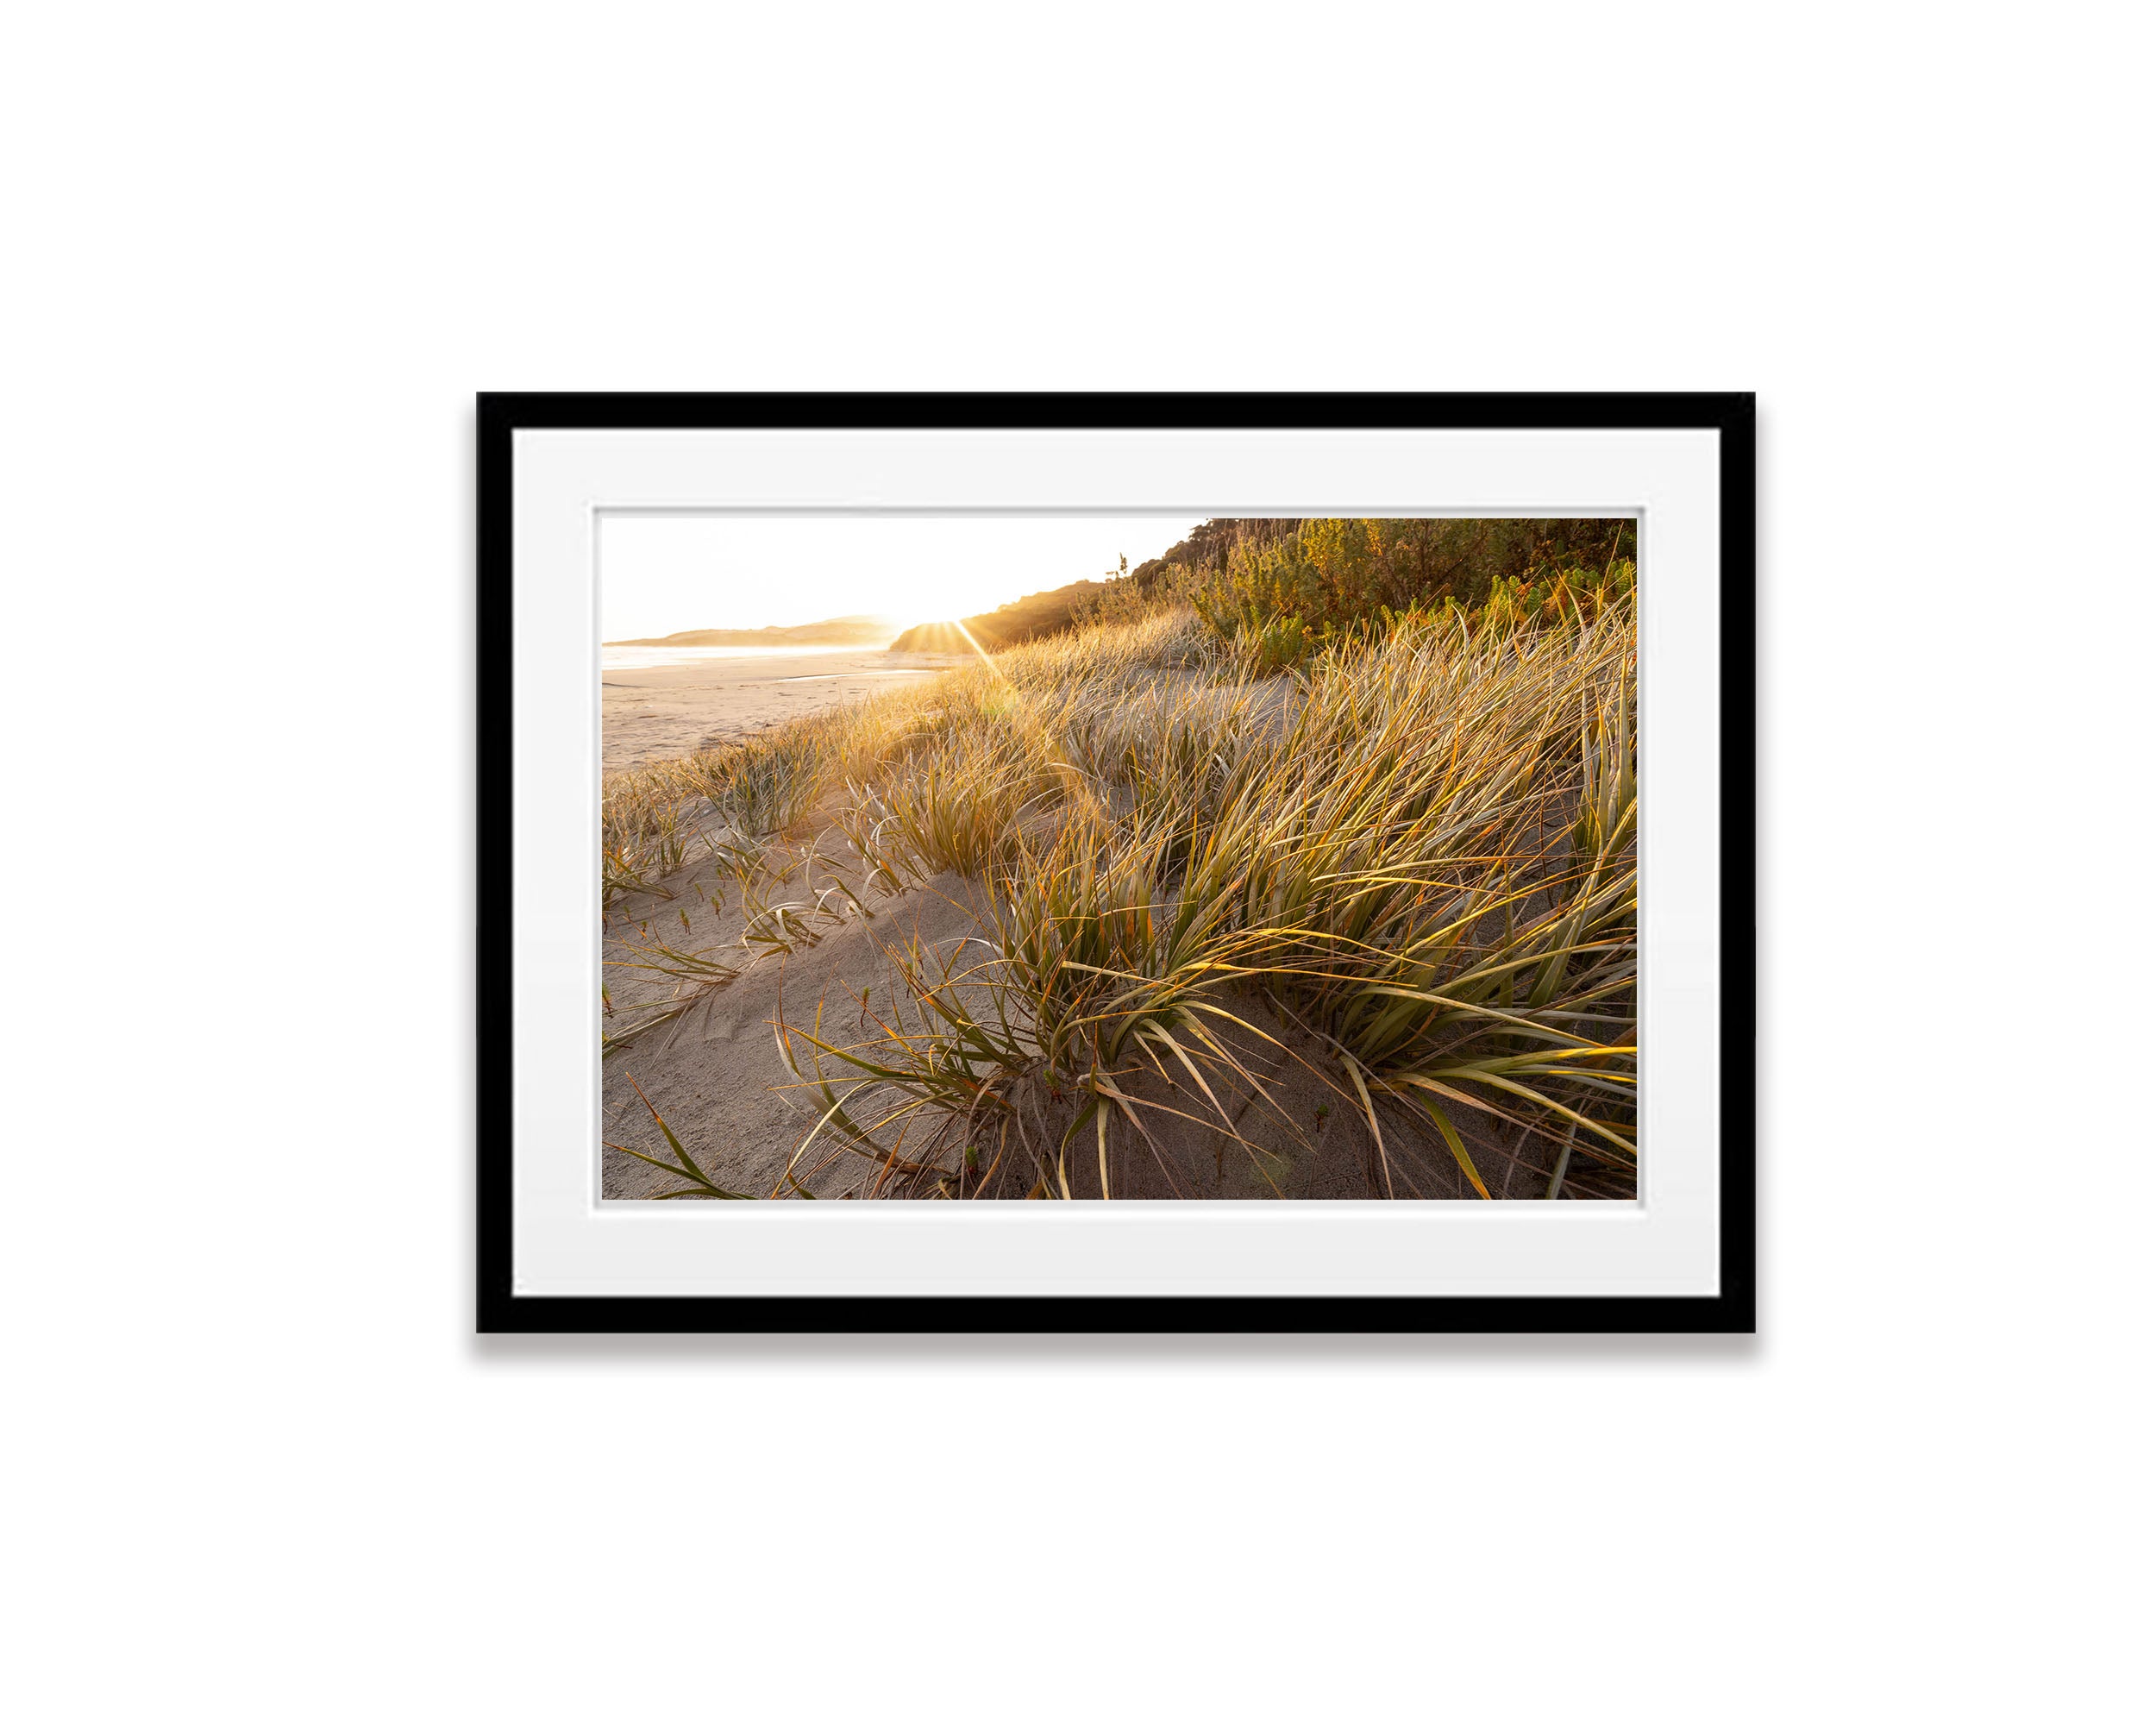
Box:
[477,392,1756,436]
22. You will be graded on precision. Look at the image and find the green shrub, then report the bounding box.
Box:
[1181,518,1634,648]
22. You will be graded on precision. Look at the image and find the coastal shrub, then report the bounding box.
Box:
[1230,613,1319,676]
[1172,518,1633,648]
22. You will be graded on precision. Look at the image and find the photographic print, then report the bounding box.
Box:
[599,511,1639,1203]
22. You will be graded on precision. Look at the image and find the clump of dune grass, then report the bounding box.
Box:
[1227,607,1638,1190]
[844,717,1055,882]
[600,936,739,1057]
[602,697,916,905]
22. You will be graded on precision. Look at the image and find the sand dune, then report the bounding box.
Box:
[599,809,1530,1201]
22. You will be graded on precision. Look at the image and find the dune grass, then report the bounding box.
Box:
[606,599,1636,1201]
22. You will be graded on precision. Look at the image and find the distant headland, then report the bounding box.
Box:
[605,614,898,649]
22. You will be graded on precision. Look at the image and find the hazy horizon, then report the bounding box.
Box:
[599,514,1206,643]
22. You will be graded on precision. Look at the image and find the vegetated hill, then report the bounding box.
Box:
[608,613,896,649]
[886,580,1106,655]
[890,519,1639,656]
[1121,518,1636,609]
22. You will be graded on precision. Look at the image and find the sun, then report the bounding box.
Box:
[885,573,1012,633]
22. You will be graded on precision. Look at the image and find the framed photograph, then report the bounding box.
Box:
[479,393,1754,1333]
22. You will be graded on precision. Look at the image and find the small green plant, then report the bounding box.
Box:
[605,1076,754,1199]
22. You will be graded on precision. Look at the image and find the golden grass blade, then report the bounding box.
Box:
[1338,1054,1395,1199]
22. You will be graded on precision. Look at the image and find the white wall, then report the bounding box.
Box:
[6,5,2147,1722]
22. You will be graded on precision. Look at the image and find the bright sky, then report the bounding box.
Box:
[599,513,1206,641]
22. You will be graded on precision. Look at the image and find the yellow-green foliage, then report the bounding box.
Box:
[1186,517,1637,672]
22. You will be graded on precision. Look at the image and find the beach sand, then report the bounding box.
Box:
[603,649,966,774]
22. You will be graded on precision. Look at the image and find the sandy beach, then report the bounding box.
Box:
[602,648,966,774]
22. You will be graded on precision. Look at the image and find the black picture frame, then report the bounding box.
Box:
[478,392,1755,1334]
